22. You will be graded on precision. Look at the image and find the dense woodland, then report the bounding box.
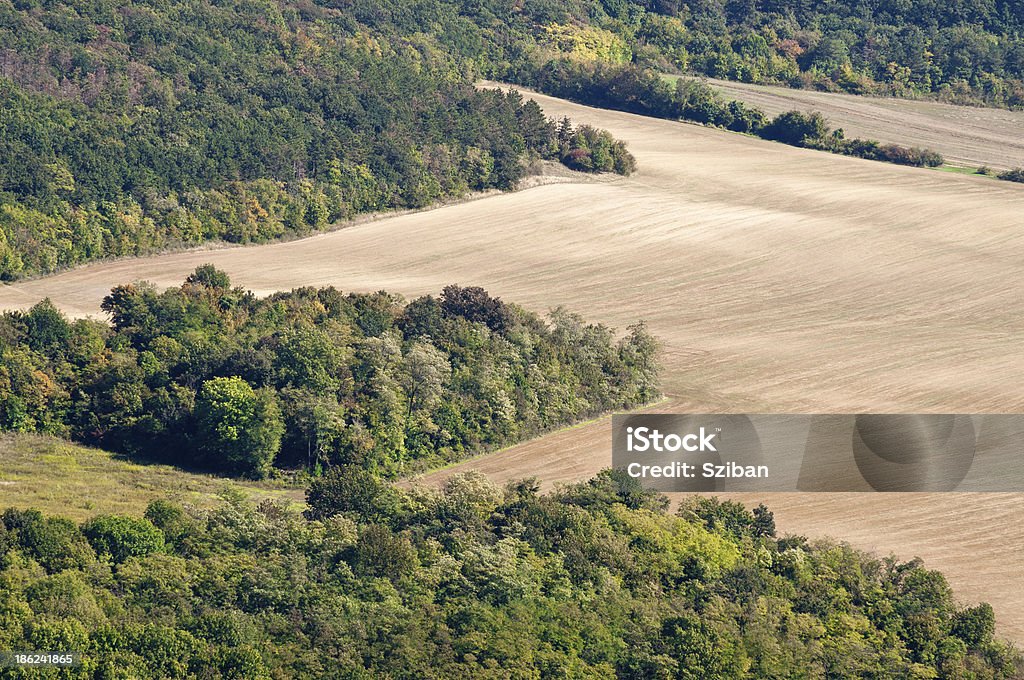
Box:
[0,476,1019,678]
[0,0,638,281]
[5,0,1024,279]
[0,267,659,478]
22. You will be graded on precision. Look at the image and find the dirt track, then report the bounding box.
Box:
[3,88,1024,640]
[705,77,1024,170]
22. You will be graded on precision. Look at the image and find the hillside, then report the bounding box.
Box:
[2,467,1021,677]
[0,433,304,521]
[5,88,1024,644]
[5,0,1024,281]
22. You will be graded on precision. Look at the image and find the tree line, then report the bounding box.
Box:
[0,473,1018,678]
[0,267,659,478]
[5,0,1023,281]
[523,60,947,168]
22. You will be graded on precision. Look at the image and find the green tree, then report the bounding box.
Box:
[195,377,284,478]
[304,466,398,522]
[185,264,231,291]
[81,515,165,563]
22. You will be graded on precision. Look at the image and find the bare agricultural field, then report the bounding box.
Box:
[699,75,1024,170]
[3,89,1024,639]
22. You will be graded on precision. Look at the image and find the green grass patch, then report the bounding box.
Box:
[0,433,306,520]
[936,164,994,177]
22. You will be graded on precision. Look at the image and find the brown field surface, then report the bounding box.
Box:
[701,76,1024,170]
[3,88,1024,640]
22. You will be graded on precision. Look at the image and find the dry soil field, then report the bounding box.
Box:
[3,88,1024,640]
[703,76,1024,170]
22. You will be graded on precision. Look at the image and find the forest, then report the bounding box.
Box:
[0,474,1019,678]
[0,267,659,478]
[4,0,1024,280]
[0,0,637,281]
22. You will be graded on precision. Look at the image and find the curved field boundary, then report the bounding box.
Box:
[3,88,1024,641]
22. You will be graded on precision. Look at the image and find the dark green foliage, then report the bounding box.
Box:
[954,603,997,648]
[304,466,398,522]
[678,496,760,539]
[185,264,232,291]
[998,168,1024,183]
[761,110,830,145]
[352,524,418,579]
[752,503,776,538]
[80,515,164,563]
[1,267,660,477]
[0,484,1018,677]
[439,284,511,334]
[0,508,94,573]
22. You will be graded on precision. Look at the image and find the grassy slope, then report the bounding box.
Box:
[0,433,305,521]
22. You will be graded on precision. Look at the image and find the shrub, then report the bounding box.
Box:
[561,148,594,172]
[725,100,767,133]
[758,110,829,146]
[3,508,95,572]
[875,144,944,167]
[81,515,164,563]
[998,167,1024,183]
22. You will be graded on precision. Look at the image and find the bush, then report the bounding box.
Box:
[758,110,830,146]
[81,515,164,563]
[874,144,944,167]
[725,100,768,133]
[561,148,594,172]
[2,508,94,572]
[998,167,1024,182]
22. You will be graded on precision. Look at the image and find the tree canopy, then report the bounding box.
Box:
[0,267,660,478]
[0,479,1018,677]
